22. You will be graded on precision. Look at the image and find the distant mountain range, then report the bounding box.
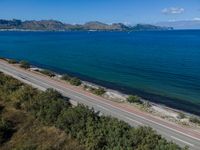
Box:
[0,19,173,31]
[156,20,200,29]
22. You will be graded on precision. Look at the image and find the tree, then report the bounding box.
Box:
[19,61,30,69]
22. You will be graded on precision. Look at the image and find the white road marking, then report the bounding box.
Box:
[171,136,194,147]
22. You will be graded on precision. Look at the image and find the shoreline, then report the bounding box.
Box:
[1,58,200,129]
[26,60,200,116]
[28,63,200,127]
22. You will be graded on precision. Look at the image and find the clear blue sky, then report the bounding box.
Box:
[0,0,200,24]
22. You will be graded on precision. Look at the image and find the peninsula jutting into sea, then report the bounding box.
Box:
[0,19,173,31]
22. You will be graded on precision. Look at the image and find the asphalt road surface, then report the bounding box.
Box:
[0,60,200,150]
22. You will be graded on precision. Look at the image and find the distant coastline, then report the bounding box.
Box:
[0,19,173,31]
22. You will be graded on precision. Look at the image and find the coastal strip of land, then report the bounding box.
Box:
[0,60,200,150]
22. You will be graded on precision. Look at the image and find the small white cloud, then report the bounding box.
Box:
[162,7,185,14]
[193,17,200,21]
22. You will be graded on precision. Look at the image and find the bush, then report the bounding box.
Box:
[91,87,106,96]
[61,74,82,86]
[0,73,184,150]
[127,95,142,104]
[69,77,82,86]
[38,70,55,77]
[61,74,71,81]
[8,59,18,64]
[178,112,186,119]
[25,89,70,125]
[189,117,200,125]
[19,61,30,69]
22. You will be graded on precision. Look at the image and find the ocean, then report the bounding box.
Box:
[0,30,200,115]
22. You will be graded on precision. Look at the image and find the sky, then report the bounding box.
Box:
[0,0,200,24]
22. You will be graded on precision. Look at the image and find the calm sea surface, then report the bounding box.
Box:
[0,31,200,115]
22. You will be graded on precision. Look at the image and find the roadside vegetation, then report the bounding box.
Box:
[61,74,82,86]
[178,112,186,119]
[0,72,84,150]
[37,69,55,77]
[127,95,143,104]
[0,72,187,150]
[19,60,30,69]
[8,59,18,64]
[189,117,200,125]
[84,85,106,96]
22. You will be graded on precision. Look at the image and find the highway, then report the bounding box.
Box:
[0,60,200,150]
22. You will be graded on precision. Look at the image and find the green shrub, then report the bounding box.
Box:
[61,74,82,86]
[69,77,82,86]
[127,95,142,104]
[19,61,30,69]
[91,87,106,96]
[25,89,70,125]
[38,70,55,77]
[178,112,186,119]
[189,117,200,125]
[61,74,71,81]
[8,59,18,64]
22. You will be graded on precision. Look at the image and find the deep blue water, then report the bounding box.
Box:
[0,31,200,115]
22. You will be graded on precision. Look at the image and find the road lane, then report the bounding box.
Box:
[0,61,200,150]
